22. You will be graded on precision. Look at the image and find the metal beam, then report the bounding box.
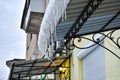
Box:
[99,10,120,31]
[26,59,37,77]
[64,0,103,40]
[42,57,56,74]
[75,10,120,37]
[15,55,68,66]
[13,66,55,74]
[8,63,15,80]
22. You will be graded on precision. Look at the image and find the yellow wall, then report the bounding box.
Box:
[60,58,70,80]
[61,52,82,80]
[70,35,92,80]
[65,31,120,80]
[105,30,120,80]
[79,60,83,80]
[70,48,82,80]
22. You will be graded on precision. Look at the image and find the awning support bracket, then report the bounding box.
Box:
[64,10,120,60]
[66,30,120,60]
[64,0,103,41]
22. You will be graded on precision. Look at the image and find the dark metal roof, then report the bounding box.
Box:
[7,55,70,79]
[6,59,25,67]
[56,0,120,40]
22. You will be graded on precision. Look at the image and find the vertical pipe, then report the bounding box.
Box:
[8,63,15,80]
[54,71,56,80]
[18,74,21,80]
[69,58,71,80]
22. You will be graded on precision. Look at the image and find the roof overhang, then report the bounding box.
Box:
[20,0,30,29]
[6,59,25,67]
[20,0,44,33]
[38,0,120,56]
[56,0,120,40]
[26,12,43,34]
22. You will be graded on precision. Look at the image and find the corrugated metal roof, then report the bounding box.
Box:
[66,0,88,21]
[56,0,120,40]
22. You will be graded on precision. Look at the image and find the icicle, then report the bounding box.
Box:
[38,0,70,57]
[61,4,64,21]
[62,0,67,21]
[64,0,67,20]
[53,9,57,42]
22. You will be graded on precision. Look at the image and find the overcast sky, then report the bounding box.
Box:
[0,0,25,79]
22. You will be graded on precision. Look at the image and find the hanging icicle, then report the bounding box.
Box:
[38,0,70,57]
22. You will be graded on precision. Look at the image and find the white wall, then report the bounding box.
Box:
[30,0,45,13]
[105,30,120,80]
[82,42,106,80]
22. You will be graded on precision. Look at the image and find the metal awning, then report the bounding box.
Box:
[56,0,120,40]
[7,55,70,79]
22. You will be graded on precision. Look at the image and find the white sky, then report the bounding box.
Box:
[0,0,25,79]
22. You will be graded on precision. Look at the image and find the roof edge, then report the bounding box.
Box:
[20,0,31,29]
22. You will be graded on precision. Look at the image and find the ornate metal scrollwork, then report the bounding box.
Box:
[65,30,120,60]
[64,9,120,59]
[65,33,103,50]
[64,0,104,39]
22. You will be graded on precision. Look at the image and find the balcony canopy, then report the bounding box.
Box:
[6,55,70,79]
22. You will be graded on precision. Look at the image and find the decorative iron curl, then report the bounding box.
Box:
[65,33,104,50]
[65,30,120,60]
[100,30,120,49]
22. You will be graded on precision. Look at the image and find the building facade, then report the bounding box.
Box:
[21,0,49,60]
[6,0,120,80]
